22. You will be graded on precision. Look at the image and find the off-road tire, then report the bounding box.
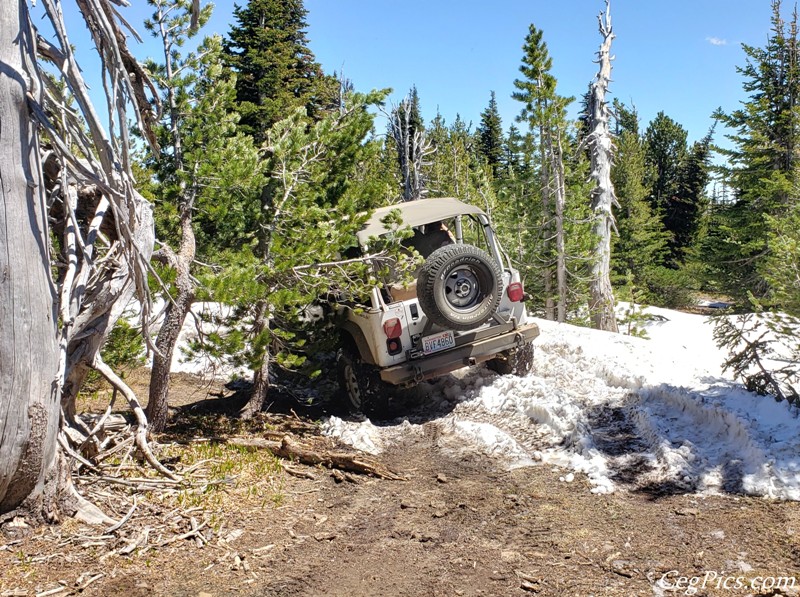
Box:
[487,341,534,376]
[336,347,387,414]
[417,244,503,331]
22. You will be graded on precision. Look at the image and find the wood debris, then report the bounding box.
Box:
[227,435,405,480]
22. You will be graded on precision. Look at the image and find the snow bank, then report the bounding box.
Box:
[324,307,800,501]
[131,300,249,379]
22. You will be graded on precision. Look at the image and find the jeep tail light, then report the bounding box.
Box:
[507,282,524,302]
[383,318,402,339]
[386,338,403,356]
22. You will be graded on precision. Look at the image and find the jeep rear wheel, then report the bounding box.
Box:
[417,244,503,331]
[336,347,386,414]
[487,341,534,376]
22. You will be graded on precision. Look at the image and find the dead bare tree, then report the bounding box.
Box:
[1,0,162,522]
[587,0,620,332]
[385,92,434,202]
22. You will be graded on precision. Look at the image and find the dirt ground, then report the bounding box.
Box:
[2,370,800,597]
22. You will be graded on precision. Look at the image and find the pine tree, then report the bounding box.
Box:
[512,24,574,321]
[503,123,527,175]
[493,126,538,288]
[612,98,640,136]
[610,103,669,291]
[562,130,595,319]
[644,112,689,258]
[670,129,713,263]
[223,0,335,143]
[765,203,800,313]
[712,0,800,298]
[142,0,265,430]
[202,90,391,416]
[398,86,425,143]
[476,91,505,178]
[424,111,498,212]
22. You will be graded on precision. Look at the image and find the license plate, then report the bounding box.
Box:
[422,330,456,355]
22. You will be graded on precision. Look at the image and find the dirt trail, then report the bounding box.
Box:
[2,374,800,597]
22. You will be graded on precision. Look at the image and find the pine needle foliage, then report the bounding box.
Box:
[195,91,395,379]
[711,0,800,299]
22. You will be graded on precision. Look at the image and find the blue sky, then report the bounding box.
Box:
[52,0,774,145]
[299,0,771,144]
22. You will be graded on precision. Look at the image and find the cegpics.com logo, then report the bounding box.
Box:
[658,570,797,595]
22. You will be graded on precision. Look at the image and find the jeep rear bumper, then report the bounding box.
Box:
[378,322,540,386]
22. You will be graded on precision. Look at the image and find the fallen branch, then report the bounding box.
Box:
[91,355,180,481]
[79,390,119,454]
[158,520,207,547]
[76,573,105,592]
[281,463,316,480]
[227,435,404,481]
[104,496,137,534]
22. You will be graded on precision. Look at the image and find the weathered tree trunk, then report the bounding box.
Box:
[539,125,556,321]
[242,300,271,419]
[147,248,195,431]
[0,1,61,515]
[587,1,619,333]
[2,0,160,519]
[59,184,155,419]
[546,126,568,323]
[387,97,432,202]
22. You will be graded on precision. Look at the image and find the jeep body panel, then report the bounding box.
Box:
[336,268,528,370]
[379,321,540,385]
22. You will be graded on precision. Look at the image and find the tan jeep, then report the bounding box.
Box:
[335,198,540,412]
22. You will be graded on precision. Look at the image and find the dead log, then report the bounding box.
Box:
[227,436,405,481]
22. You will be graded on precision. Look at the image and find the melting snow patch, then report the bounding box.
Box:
[320,309,800,501]
[322,417,384,456]
[434,420,536,470]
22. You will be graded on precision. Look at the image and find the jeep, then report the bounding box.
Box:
[335,197,540,412]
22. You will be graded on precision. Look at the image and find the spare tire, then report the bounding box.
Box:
[417,244,503,331]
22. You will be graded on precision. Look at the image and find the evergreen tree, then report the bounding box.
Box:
[427,112,468,198]
[502,123,527,174]
[644,111,689,257]
[610,104,669,292]
[398,86,425,143]
[577,85,593,145]
[493,126,538,287]
[562,128,595,320]
[223,0,335,143]
[424,112,497,210]
[765,203,800,313]
[712,0,800,298]
[612,97,639,136]
[142,0,265,430]
[670,129,714,263]
[201,90,391,416]
[476,91,505,178]
[512,24,574,321]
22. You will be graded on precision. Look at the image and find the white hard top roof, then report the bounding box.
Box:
[356,198,487,245]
